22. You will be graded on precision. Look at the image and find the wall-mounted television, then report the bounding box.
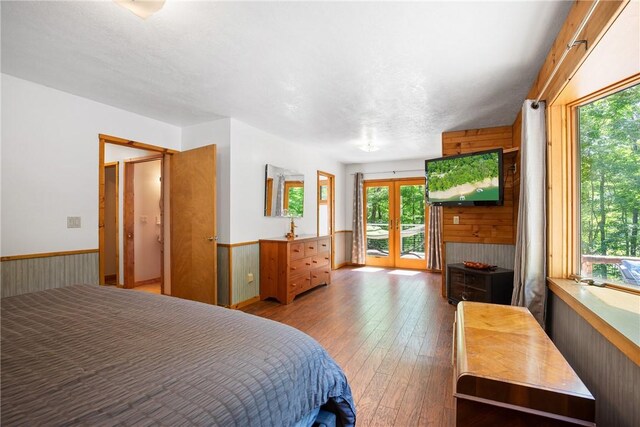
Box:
[425,148,503,206]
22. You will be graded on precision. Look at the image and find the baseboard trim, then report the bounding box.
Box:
[230,295,260,309]
[134,277,161,286]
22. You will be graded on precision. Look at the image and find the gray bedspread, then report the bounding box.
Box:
[1,285,355,426]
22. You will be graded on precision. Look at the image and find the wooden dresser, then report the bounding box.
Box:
[454,302,595,426]
[259,235,331,304]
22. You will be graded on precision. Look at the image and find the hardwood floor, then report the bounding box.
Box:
[241,266,456,426]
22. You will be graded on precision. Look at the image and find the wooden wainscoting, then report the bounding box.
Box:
[1,250,99,297]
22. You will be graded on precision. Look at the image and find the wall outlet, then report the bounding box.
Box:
[67,216,81,228]
[247,273,254,283]
[453,216,460,225]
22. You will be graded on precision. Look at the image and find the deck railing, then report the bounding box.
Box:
[580,254,640,275]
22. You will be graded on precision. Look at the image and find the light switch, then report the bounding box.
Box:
[67,216,81,228]
[453,216,460,225]
[140,215,148,224]
[247,273,254,283]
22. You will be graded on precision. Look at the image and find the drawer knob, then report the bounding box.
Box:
[313,260,318,263]
[306,262,311,266]
[294,249,300,253]
[312,275,318,279]
[291,267,297,271]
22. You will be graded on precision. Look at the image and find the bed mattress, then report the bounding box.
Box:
[1,285,355,426]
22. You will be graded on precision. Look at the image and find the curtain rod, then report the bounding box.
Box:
[532,0,600,108]
[350,169,424,176]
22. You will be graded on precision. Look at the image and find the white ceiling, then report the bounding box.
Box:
[1,1,572,163]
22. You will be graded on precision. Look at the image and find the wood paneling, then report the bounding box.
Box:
[216,245,230,306]
[1,252,99,297]
[441,126,517,245]
[526,0,628,105]
[334,230,351,268]
[445,242,515,270]
[547,291,640,426]
[241,267,456,426]
[231,243,260,306]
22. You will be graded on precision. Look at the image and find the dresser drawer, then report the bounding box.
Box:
[450,269,466,286]
[451,280,488,303]
[289,273,311,296]
[290,256,313,273]
[311,253,330,268]
[310,267,330,287]
[304,241,318,256]
[463,273,488,291]
[290,242,305,260]
[317,238,331,253]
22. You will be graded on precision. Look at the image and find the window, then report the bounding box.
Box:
[577,84,640,287]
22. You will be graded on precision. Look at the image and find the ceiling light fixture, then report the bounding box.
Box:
[114,0,166,20]
[359,141,380,152]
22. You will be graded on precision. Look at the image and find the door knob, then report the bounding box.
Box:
[207,236,215,242]
[127,233,133,238]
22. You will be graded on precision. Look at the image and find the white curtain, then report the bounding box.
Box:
[426,206,443,270]
[351,173,366,264]
[512,100,547,326]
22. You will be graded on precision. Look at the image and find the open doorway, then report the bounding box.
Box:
[104,162,119,285]
[99,136,171,294]
[317,171,335,269]
[124,156,163,293]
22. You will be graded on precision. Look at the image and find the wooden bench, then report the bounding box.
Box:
[453,301,595,426]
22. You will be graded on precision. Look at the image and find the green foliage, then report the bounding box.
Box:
[427,152,499,192]
[366,184,425,254]
[287,187,304,217]
[579,84,640,279]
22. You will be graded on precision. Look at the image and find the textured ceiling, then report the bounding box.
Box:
[1,1,572,162]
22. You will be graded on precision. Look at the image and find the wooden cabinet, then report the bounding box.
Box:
[259,235,331,304]
[453,302,595,426]
[447,263,514,305]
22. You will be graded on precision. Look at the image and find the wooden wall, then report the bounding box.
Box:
[441,125,518,245]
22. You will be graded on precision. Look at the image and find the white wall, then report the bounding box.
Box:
[182,118,232,243]
[229,119,346,243]
[1,74,181,256]
[133,160,162,282]
[344,158,434,229]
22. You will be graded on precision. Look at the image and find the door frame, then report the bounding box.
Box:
[317,171,336,269]
[363,177,427,269]
[104,162,119,286]
[98,134,177,293]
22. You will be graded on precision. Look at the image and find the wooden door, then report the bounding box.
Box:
[170,145,217,304]
[364,178,427,269]
[317,171,335,268]
[393,179,427,270]
[364,181,396,267]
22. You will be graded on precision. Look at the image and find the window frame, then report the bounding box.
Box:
[564,75,640,295]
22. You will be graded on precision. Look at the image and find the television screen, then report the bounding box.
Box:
[425,148,503,206]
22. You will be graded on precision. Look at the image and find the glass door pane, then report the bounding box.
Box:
[395,181,427,269]
[364,183,394,266]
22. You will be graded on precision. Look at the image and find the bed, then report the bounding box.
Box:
[1,285,356,426]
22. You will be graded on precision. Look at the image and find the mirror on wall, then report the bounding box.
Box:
[264,164,304,217]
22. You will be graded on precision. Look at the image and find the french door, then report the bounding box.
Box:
[364,178,427,269]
